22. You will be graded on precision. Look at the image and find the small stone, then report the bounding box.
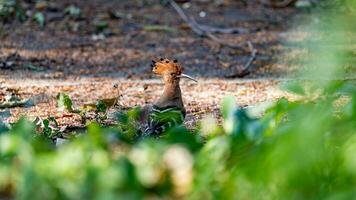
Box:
[182,3,191,9]
[199,11,206,18]
[91,33,105,41]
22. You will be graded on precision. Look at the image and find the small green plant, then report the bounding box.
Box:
[114,106,142,141]
[64,5,81,18]
[34,116,61,139]
[33,12,45,27]
[57,93,74,112]
[94,20,108,32]
[96,100,107,113]
[0,0,26,22]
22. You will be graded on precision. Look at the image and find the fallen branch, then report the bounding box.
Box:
[198,24,249,34]
[226,41,258,78]
[245,42,258,69]
[168,0,204,36]
[168,0,257,77]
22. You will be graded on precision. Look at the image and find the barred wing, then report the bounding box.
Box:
[143,105,185,137]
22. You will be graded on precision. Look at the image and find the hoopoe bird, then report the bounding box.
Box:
[140,58,197,137]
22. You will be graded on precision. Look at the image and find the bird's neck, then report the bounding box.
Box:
[156,80,183,108]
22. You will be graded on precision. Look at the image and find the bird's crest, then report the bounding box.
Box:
[150,58,197,82]
[151,58,183,76]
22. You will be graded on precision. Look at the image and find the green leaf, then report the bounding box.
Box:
[281,81,305,96]
[96,100,107,113]
[221,96,237,119]
[115,111,128,124]
[57,93,73,112]
[0,121,9,134]
[15,6,27,22]
[65,5,81,17]
[48,116,59,127]
[26,64,43,71]
[95,21,108,32]
[11,117,36,139]
[42,119,49,129]
[33,12,45,27]
[42,119,52,137]
[163,126,203,152]
[127,106,141,120]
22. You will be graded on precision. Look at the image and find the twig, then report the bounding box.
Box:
[186,15,247,50]
[167,0,257,77]
[244,41,258,70]
[168,0,204,36]
[198,24,249,34]
[224,42,258,78]
[169,0,249,40]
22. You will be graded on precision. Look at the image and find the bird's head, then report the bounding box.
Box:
[151,58,197,83]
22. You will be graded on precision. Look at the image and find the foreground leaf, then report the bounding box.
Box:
[57,93,73,112]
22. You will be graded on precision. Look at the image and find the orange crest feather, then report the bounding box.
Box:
[152,58,183,75]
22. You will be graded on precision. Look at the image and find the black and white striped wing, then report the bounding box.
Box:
[143,105,185,137]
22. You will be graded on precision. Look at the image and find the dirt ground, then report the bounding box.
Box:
[0,0,303,126]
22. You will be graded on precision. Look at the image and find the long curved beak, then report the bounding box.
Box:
[178,73,198,83]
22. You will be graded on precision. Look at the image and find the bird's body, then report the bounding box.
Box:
[140,58,196,137]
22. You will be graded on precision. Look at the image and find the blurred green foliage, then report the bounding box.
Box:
[2,80,356,199]
[4,79,356,199]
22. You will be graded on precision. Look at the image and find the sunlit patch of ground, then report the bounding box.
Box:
[1,77,296,127]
